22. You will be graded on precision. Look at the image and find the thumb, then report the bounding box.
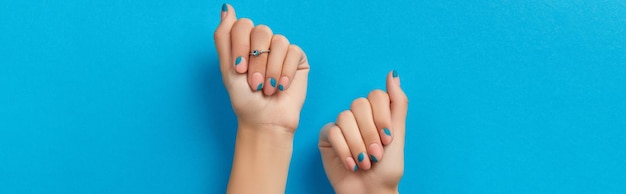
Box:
[214,4,238,75]
[386,70,409,138]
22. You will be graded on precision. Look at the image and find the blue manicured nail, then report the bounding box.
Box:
[357,152,365,162]
[221,3,227,12]
[392,70,398,78]
[383,128,391,136]
[353,165,358,172]
[370,154,378,163]
[235,56,242,66]
[278,84,284,91]
[256,83,263,91]
[269,78,277,87]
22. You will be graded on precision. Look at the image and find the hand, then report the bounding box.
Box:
[319,71,408,194]
[214,4,309,133]
[215,4,309,194]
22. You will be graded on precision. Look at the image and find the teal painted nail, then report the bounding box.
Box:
[357,152,365,162]
[370,154,378,163]
[278,84,284,91]
[221,3,227,12]
[353,165,358,172]
[392,70,398,77]
[256,83,263,91]
[383,128,391,136]
[269,78,277,87]
[235,56,242,66]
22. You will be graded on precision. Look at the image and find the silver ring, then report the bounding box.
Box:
[250,49,270,57]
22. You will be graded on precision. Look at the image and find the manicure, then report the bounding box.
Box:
[368,143,383,163]
[252,72,264,91]
[278,76,289,92]
[269,78,277,88]
[345,157,357,172]
[383,128,391,136]
[392,69,400,85]
[370,155,378,163]
[357,152,365,162]
[221,4,228,20]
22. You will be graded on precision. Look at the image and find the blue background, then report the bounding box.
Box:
[1,0,625,193]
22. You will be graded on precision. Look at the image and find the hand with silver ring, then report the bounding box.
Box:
[215,4,309,132]
[214,4,310,193]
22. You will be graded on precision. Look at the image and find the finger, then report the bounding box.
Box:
[248,25,273,92]
[336,110,371,170]
[367,89,393,145]
[386,70,409,138]
[319,123,359,172]
[230,18,254,74]
[214,4,238,75]
[278,44,304,92]
[350,98,383,165]
[263,34,289,95]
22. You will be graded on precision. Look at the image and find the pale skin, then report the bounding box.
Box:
[214,4,408,194]
[319,72,408,194]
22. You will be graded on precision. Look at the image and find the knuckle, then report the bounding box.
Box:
[253,24,273,36]
[272,34,289,46]
[397,93,409,106]
[237,18,254,27]
[350,97,370,110]
[232,18,254,34]
[288,44,302,55]
[337,110,354,123]
[327,126,341,141]
[368,89,389,102]
[288,44,308,65]
[213,29,226,42]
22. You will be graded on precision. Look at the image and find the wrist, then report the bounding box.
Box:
[226,123,294,194]
[336,185,398,194]
[237,120,298,135]
[236,123,295,149]
[365,187,399,194]
[375,185,399,194]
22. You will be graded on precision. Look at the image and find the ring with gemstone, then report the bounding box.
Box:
[249,49,270,57]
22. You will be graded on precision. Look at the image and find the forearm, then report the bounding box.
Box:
[226,124,294,194]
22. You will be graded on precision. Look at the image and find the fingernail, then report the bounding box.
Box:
[357,152,365,162]
[234,56,247,73]
[235,56,242,65]
[220,4,228,20]
[381,128,393,145]
[368,143,383,164]
[370,154,378,163]
[392,70,401,85]
[278,76,289,92]
[345,157,357,172]
[269,78,277,88]
[252,72,264,91]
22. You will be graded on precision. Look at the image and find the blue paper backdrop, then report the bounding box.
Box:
[1,0,625,193]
